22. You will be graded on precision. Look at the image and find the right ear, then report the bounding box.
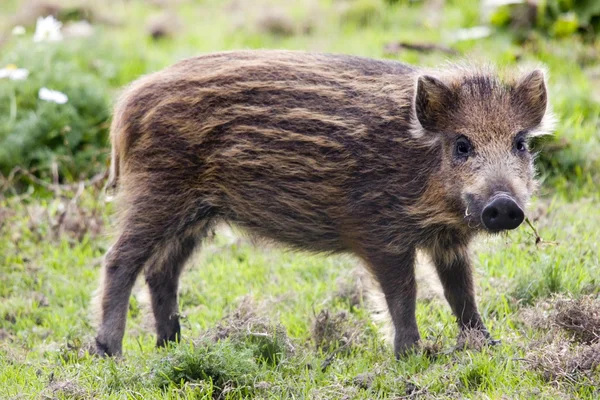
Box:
[415,75,455,132]
[511,69,548,130]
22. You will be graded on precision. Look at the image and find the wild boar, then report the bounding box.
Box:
[95,50,554,357]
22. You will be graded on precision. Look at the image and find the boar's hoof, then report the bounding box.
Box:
[394,335,421,359]
[156,333,180,348]
[94,337,119,357]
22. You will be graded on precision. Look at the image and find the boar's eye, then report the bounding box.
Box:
[514,131,529,153]
[515,137,527,152]
[454,136,472,159]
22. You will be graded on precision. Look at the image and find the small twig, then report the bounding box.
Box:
[525,217,559,246]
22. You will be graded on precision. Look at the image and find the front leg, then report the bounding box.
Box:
[366,249,420,358]
[428,244,494,343]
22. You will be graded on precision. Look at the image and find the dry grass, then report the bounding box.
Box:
[455,328,490,352]
[205,297,295,361]
[521,296,600,385]
[526,341,600,383]
[44,379,88,400]
[311,309,365,353]
[554,297,600,344]
[521,295,600,345]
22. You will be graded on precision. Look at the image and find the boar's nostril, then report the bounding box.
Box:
[481,195,524,231]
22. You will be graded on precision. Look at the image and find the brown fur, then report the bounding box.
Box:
[96,50,554,357]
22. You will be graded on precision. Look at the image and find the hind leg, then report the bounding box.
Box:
[95,228,159,356]
[95,198,208,356]
[144,223,211,347]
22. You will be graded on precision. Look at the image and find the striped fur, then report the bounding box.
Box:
[96,50,553,357]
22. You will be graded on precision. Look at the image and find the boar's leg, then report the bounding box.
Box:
[95,201,208,357]
[144,224,210,348]
[95,229,157,357]
[428,245,492,342]
[368,250,420,358]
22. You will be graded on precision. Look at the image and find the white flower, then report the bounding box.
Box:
[0,65,29,80]
[39,87,68,104]
[12,25,26,36]
[33,16,63,42]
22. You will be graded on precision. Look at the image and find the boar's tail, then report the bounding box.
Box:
[104,144,120,201]
[104,109,127,201]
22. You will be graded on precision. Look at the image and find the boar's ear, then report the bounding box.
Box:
[415,75,455,132]
[512,69,547,130]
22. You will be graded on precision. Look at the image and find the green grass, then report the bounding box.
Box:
[1,0,599,398]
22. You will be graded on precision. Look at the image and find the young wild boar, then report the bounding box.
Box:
[96,50,554,357]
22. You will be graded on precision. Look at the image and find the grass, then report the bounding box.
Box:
[1,0,599,398]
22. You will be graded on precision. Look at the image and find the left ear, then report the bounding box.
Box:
[511,70,547,130]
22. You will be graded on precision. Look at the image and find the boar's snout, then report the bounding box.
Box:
[481,194,524,232]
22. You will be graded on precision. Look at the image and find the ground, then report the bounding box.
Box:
[0,0,599,399]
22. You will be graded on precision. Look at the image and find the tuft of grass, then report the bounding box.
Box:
[554,297,600,345]
[208,298,294,366]
[311,309,365,353]
[527,340,600,385]
[151,339,260,396]
[44,379,89,400]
